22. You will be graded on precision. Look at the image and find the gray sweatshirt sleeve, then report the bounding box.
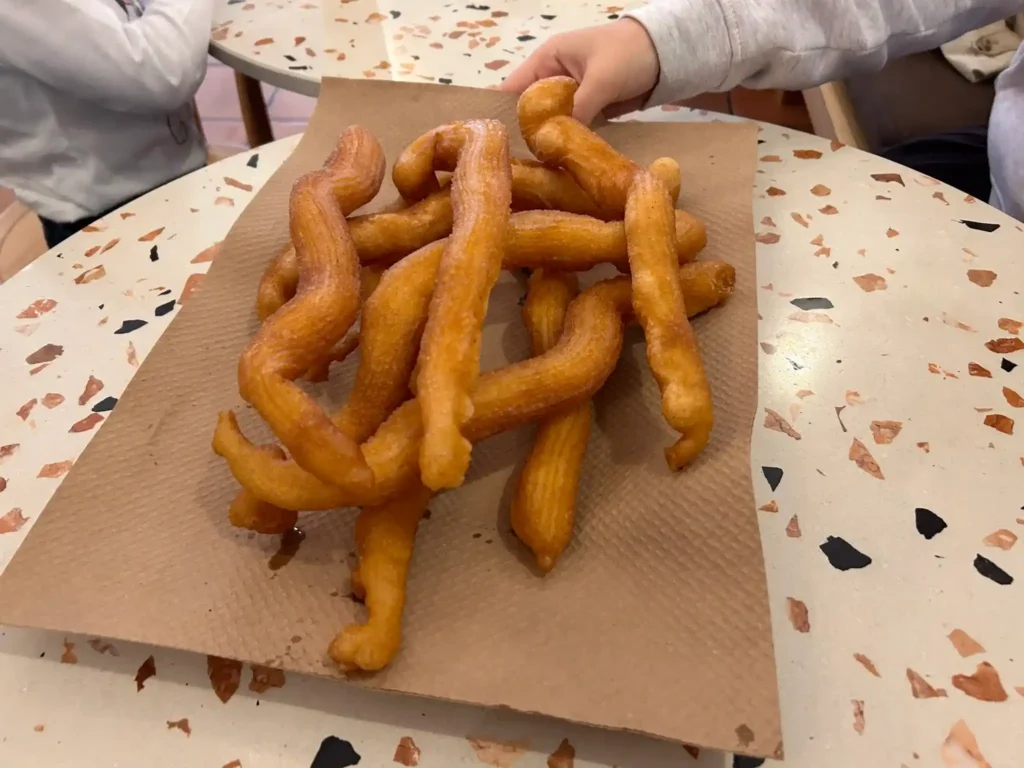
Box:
[626,0,1024,104]
[0,0,214,113]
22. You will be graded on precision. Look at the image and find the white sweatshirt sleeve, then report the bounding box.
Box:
[626,0,1024,104]
[0,0,215,113]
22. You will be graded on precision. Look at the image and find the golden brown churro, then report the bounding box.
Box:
[415,120,512,491]
[214,88,740,673]
[329,482,433,672]
[519,76,642,216]
[626,172,714,469]
[511,270,591,573]
[213,261,735,512]
[234,126,382,494]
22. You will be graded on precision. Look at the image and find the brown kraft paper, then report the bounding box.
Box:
[0,78,780,757]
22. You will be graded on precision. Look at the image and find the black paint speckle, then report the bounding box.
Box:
[288,65,311,71]
[389,9,400,17]
[114,319,147,334]
[1002,358,1018,373]
[958,219,1001,233]
[820,536,872,570]
[438,77,453,85]
[283,54,296,62]
[757,139,766,145]
[733,757,766,768]
[91,396,118,413]
[787,357,804,370]
[790,297,834,310]
[762,466,783,492]
[517,34,535,41]
[540,13,556,19]
[158,289,173,296]
[466,2,489,8]
[915,508,947,539]
[98,304,105,310]
[310,736,361,767]
[974,554,1013,585]
[246,153,259,168]
[607,13,620,19]
[155,300,176,317]
[149,245,159,262]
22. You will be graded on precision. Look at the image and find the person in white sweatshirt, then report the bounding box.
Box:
[501,0,1024,221]
[0,0,215,247]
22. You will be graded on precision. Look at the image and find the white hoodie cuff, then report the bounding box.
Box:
[625,0,734,106]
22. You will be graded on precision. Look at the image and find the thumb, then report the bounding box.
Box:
[499,45,566,93]
[571,72,618,125]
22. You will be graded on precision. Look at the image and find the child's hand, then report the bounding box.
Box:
[499,20,660,124]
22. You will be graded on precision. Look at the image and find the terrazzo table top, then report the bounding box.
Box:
[2,110,1022,767]
[210,0,646,94]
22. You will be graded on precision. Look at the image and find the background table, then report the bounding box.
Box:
[3,109,1022,766]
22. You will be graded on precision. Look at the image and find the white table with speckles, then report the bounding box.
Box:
[4,3,1024,766]
[2,109,1022,768]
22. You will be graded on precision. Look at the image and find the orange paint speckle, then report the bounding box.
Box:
[16,398,37,421]
[942,720,990,768]
[853,273,887,292]
[16,299,57,319]
[38,460,73,479]
[906,668,946,698]
[853,653,880,677]
[138,227,165,242]
[78,375,104,405]
[850,438,883,479]
[0,508,29,534]
[984,413,1014,435]
[967,269,998,287]
[952,661,1008,702]
[69,413,105,433]
[74,264,106,284]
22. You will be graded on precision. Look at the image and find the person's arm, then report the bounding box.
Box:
[627,0,1024,104]
[0,0,215,113]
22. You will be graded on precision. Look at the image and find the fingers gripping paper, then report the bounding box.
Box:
[0,79,780,757]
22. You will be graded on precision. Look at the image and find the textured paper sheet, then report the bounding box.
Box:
[0,78,780,757]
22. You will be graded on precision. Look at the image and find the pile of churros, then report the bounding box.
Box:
[212,77,735,673]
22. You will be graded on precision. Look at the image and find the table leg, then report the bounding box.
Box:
[234,72,275,148]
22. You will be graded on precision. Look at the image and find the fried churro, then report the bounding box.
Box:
[626,172,714,469]
[415,119,512,491]
[511,270,591,573]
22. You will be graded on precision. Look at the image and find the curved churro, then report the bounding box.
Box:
[519,76,681,217]
[213,261,735,512]
[234,126,383,493]
[260,208,707,323]
[329,482,432,672]
[626,172,714,469]
[227,445,298,534]
[256,190,454,323]
[416,119,512,491]
[507,210,705,270]
[511,270,591,573]
[394,124,600,214]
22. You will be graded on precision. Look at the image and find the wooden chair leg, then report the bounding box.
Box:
[234,72,275,148]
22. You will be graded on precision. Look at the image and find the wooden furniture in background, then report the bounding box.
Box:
[234,73,275,148]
